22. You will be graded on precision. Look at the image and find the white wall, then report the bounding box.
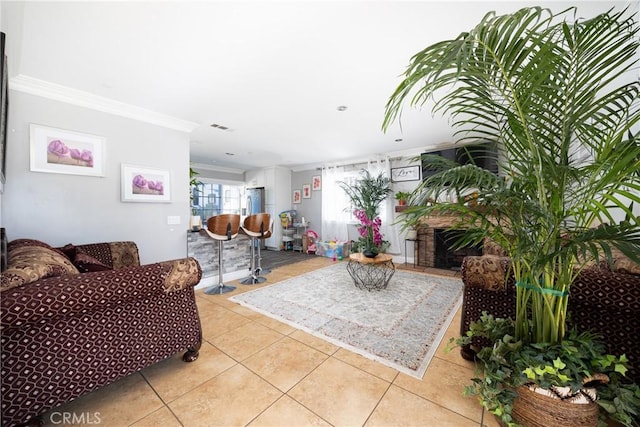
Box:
[3,91,191,264]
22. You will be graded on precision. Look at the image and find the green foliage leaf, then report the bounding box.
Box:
[553,358,567,370]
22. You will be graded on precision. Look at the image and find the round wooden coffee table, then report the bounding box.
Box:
[346,252,395,291]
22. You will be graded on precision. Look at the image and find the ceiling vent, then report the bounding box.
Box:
[210,123,233,131]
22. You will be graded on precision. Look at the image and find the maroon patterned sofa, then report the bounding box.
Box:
[0,237,203,427]
[459,251,640,385]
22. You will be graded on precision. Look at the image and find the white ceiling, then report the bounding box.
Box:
[4,1,631,172]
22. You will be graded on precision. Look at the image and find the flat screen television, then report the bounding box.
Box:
[421,142,498,181]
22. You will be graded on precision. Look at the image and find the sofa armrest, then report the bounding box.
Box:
[461,255,511,291]
[0,257,202,329]
[157,257,202,292]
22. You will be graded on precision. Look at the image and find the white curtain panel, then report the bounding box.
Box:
[321,166,351,242]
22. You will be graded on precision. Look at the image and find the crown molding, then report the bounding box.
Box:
[9,74,200,133]
[190,162,246,175]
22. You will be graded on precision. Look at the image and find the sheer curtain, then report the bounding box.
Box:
[321,158,401,254]
[321,166,355,242]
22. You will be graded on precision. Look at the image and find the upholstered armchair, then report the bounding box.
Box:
[1,238,203,427]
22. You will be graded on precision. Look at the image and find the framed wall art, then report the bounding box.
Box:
[391,165,421,182]
[302,184,311,199]
[30,124,106,177]
[312,175,321,191]
[121,164,171,203]
[293,189,302,204]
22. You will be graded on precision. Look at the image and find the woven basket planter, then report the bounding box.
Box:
[511,384,599,427]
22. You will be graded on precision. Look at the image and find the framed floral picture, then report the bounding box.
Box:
[293,189,302,204]
[312,175,321,191]
[30,124,106,177]
[121,164,171,203]
[302,184,311,199]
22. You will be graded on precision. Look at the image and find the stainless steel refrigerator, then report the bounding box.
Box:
[246,187,265,216]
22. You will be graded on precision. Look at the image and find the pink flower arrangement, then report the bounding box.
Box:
[354,209,386,251]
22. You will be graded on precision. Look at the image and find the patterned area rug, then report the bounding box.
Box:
[229,263,463,378]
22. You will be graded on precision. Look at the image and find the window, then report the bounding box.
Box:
[191,181,242,220]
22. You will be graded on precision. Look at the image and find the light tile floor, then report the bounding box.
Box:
[40,257,500,427]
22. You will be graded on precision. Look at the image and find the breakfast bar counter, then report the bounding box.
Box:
[187,229,251,281]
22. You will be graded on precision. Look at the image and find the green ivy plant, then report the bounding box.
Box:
[452,314,640,426]
[189,166,202,214]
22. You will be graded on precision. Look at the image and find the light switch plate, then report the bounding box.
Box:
[167,215,181,225]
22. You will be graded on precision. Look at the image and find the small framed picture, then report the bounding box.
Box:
[293,189,302,204]
[312,175,321,191]
[121,164,171,203]
[30,124,106,177]
[302,184,311,198]
[391,165,421,182]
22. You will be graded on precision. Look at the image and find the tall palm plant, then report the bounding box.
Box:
[339,170,392,254]
[383,7,640,345]
[340,170,392,223]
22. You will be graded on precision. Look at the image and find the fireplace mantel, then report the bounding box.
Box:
[418,215,461,229]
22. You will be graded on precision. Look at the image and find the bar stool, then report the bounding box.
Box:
[203,214,241,295]
[240,213,270,285]
[255,218,274,276]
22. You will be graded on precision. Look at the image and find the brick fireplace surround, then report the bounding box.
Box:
[415,215,481,268]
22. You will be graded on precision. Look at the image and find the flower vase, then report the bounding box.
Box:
[363,248,379,258]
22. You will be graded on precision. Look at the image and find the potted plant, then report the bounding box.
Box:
[383,6,640,426]
[394,191,410,206]
[189,166,203,231]
[340,170,392,257]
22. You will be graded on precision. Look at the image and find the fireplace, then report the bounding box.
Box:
[434,229,482,270]
[415,215,484,269]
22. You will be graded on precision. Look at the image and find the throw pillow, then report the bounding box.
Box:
[59,243,78,261]
[73,250,112,273]
[598,248,640,276]
[612,256,640,276]
[7,238,54,252]
[463,254,510,291]
[0,245,80,291]
[58,243,112,273]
